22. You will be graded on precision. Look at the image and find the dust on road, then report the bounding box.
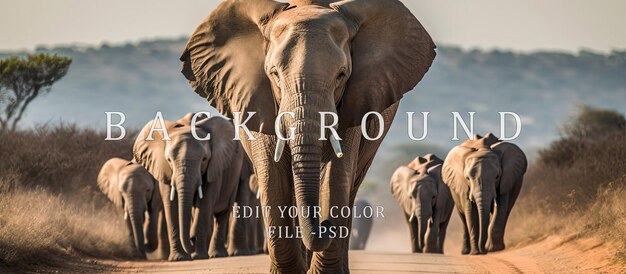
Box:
[111,236,621,273]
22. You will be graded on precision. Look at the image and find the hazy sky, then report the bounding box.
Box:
[1,0,625,52]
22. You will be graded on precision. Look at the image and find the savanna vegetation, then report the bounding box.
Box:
[0,54,71,131]
[0,125,136,271]
[506,105,626,263]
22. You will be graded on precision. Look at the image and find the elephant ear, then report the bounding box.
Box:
[442,146,472,195]
[331,0,436,128]
[491,142,527,194]
[97,158,127,208]
[390,166,416,201]
[179,0,288,134]
[424,154,443,167]
[407,156,428,171]
[196,116,239,183]
[133,120,177,184]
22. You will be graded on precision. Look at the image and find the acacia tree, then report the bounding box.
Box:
[0,53,71,131]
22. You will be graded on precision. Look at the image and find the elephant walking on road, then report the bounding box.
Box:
[390,154,453,253]
[442,133,527,255]
[133,113,244,261]
[179,0,435,272]
[97,157,162,259]
[349,199,373,250]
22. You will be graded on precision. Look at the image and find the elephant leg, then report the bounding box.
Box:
[159,184,190,261]
[192,182,218,259]
[487,193,509,252]
[309,126,362,274]
[424,217,439,253]
[241,132,307,274]
[438,221,449,254]
[124,214,138,254]
[228,192,252,256]
[457,208,470,255]
[209,210,230,258]
[466,202,482,255]
[244,211,256,254]
[407,216,420,252]
[157,209,170,260]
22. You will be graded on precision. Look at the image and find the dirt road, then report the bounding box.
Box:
[111,236,621,273]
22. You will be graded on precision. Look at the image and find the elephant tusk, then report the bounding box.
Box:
[124,211,128,220]
[274,138,286,162]
[330,134,344,158]
[256,191,260,200]
[409,212,415,222]
[170,186,176,202]
[430,216,434,224]
[198,185,203,200]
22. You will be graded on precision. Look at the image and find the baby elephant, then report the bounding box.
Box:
[390,154,454,253]
[98,157,162,259]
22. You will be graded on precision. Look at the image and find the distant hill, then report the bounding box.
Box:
[1,38,625,156]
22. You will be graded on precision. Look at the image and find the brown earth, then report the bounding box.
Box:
[101,236,622,273]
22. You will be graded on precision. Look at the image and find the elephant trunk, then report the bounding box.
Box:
[290,118,333,252]
[128,205,147,259]
[284,86,336,252]
[474,194,491,254]
[175,169,196,255]
[415,207,431,253]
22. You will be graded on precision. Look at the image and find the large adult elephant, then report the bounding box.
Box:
[133,113,244,261]
[390,154,453,253]
[442,133,527,255]
[348,199,373,250]
[179,0,435,272]
[97,157,162,259]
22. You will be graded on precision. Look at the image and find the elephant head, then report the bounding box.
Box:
[391,154,443,252]
[442,134,502,254]
[180,0,435,251]
[97,158,161,258]
[133,113,237,256]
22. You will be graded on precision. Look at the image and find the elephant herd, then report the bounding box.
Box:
[96,0,526,272]
[98,113,266,261]
[390,133,527,255]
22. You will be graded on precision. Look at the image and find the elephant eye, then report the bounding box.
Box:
[336,70,347,84]
[270,68,281,86]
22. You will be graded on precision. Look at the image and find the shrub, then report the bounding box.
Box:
[0,124,136,270]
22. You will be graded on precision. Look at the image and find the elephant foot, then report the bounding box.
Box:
[461,246,470,255]
[209,247,228,258]
[228,248,252,257]
[168,251,191,261]
[192,251,209,260]
[469,249,487,255]
[487,241,505,252]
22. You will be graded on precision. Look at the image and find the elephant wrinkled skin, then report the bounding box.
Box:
[390,154,453,253]
[442,133,527,255]
[133,113,244,261]
[180,0,435,272]
[97,157,162,259]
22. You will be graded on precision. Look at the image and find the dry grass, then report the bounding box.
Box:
[506,132,626,263]
[0,124,137,271]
